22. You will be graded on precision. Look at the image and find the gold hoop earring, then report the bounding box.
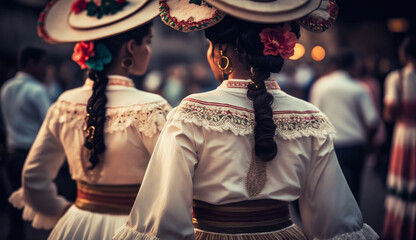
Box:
[217,49,233,80]
[249,67,258,89]
[121,57,133,69]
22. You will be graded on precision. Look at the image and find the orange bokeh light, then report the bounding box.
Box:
[311,46,326,62]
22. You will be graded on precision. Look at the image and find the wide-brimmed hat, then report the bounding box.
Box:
[159,0,338,33]
[38,0,159,43]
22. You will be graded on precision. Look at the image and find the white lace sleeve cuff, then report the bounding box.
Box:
[313,224,379,240]
[113,225,160,240]
[8,188,67,230]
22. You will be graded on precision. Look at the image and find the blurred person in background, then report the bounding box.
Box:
[310,49,379,205]
[44,63,64,103]
[163,64,187,107]
[186,61,218,94]
[357,56,386,168]
[293,62,316,101]
[382,35,416,240]
[0,45,51,240]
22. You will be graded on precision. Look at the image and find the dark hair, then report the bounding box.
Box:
[84,22,152,169]
[334,49,360,71]
[205,16,300,162]
[401,35,416,61]
[18,46,47,68]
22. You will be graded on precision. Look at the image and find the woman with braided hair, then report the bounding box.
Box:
[8,0,171,239]
[114,1,378,240]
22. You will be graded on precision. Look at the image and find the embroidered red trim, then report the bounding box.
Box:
[37,0,59,43]
[221,80,281,90]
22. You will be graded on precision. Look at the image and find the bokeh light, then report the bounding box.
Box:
[290,43,305,60]
[387,18,409,33]
[311,46,326,62]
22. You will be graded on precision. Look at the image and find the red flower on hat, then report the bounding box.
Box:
[259,23,297,59]
[71,0,87,13]
[72,42,95,69]
[117,0,126,5]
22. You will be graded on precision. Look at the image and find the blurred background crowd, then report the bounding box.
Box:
[0,0,415,239]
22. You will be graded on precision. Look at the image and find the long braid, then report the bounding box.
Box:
[247,70,277,161]
[84,70,108,169]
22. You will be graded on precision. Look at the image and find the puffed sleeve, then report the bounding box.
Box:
[298,135,379,239]
[114,109,199,240]
[8,103,70,230]
[384,70,400,107]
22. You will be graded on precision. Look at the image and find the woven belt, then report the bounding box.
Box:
[398,102,416,124]
[192,199,293,234]
[75,181,140,215]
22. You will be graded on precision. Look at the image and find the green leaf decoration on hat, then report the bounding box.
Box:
[84,0,128,19]
[86,43,112,71]
[189,0,202,5]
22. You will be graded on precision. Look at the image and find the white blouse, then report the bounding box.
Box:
[384,64,416,106]
[114,79,378,240]
[9,75,172,229]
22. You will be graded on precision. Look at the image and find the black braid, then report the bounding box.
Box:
[247,70,277,161]
[205,16,300,162]
[82,22,152,169]
[84,70,108,169]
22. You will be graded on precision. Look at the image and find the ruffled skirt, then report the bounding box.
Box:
[48,205,128,240]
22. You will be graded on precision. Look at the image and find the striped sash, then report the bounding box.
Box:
[75,181,140,215]
[399,102,416,124]
[192,199,294,234]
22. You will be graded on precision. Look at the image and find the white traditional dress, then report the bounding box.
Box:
[9,75,172,240]
[114,79,379,240]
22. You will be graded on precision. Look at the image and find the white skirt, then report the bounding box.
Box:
[48,205,128,240]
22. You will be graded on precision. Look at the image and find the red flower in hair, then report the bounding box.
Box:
[117,0,127,5]
[71,0,87,13]
[259,23,297,59]
[72,42,95,69]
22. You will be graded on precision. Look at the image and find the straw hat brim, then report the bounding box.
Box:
[39,0,159,43]
[205,0,322,23]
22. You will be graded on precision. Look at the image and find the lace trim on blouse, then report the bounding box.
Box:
[174,98,335,139]
[49,100,172,137]
[313,224,379,240]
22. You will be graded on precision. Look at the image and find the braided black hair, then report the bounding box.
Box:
[205,16,300,162]
[84,22,152,169]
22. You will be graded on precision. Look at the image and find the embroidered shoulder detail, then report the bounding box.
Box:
[274,110,335,140]
[174,98,335,139]
[49,100,172,137]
